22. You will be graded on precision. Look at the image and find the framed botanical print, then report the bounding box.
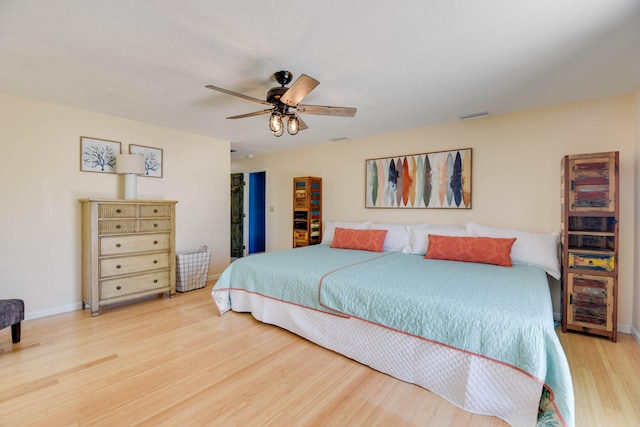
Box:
[129,144,163,178]
[80,136,121,173]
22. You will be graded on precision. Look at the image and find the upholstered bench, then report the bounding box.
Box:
[0,299,24,343]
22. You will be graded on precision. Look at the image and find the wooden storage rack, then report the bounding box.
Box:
[561,152,618,341]
[293,177,322,247]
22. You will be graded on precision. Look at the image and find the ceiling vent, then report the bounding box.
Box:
[458,111,490,121]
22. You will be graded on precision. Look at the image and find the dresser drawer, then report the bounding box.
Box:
[99,204,137,218]
[100,252,170,277]
[140,205,171,217]
[139,219,171,232]
[100,271,170,300]
[100,233,170,255]
[99,219,137,234]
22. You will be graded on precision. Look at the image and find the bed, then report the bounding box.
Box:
[211,222,574,427]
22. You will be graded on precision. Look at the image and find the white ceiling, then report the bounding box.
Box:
[1,1,639,159]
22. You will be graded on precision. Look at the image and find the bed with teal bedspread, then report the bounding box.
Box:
[212,244,574,427]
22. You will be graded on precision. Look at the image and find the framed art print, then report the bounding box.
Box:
[80,136,121,173]
[365,148,471,208]
[129,144,163,178]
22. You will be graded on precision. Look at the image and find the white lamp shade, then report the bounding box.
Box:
[116,154,145,175]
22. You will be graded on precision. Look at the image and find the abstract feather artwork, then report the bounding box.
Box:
[365,148,471,208]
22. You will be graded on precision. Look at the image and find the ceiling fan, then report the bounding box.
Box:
[205,70,357,136]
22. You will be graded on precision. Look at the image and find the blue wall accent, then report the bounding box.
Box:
[248,171,266,253]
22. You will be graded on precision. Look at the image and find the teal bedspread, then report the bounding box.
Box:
[213,244,574,426]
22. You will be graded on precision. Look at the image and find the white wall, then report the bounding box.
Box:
[634,87,640,342]
[232,93,637,332]
[0,93,230,319]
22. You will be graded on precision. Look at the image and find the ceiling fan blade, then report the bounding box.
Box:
[294,113,309,130]
[227,109,273,119]
[280,74,320,107]
[205,84,272,106]
[296,104,357,117]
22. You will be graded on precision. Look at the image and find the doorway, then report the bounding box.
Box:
[230,170,267,258]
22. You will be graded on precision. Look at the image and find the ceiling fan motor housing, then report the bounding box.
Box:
[273,70,293,86]
[267,86,288,104]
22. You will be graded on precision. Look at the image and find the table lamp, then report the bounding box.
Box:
[116,154,145,199]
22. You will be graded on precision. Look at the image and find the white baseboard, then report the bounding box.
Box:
[24,303,84,321]
[551,312,636,340]
[618,323,632,335]
[24,279,222,320]
[630,326,640,345]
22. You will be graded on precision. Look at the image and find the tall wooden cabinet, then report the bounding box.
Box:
[561,152,618,341]
[293,177,322,247]
[81,199,178,316]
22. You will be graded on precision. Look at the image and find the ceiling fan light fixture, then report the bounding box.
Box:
[287,115,299,135]
[273,126,284,137]
[269,112,283,133]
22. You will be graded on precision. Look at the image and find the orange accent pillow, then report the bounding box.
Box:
[330,228,388,252]
[425,234,516,267]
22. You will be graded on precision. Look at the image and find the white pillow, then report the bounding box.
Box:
[466,222,560,279]
[322,220,372,244]
[408,224,467,255]
[369,223,411,253]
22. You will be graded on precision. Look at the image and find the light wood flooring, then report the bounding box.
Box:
[1,284,639,426]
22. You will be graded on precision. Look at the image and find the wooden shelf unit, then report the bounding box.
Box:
[561,152,618,341]
[293,177,322,248]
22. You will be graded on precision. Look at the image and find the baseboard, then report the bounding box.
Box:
[551,312,636,339]
[207,273,221,282]
[25,302,84,321]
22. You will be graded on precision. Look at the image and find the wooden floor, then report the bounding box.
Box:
[1,285,639,427]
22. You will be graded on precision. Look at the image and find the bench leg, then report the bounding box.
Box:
[11,322,21,343]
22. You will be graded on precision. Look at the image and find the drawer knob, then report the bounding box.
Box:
[153,223,158,228]
[116,285,122,290]
[153,279,158,283]
[153,209,158,213]
[116,264,122,269]
[116,209,122,214]
[116,243,121,248]
[153,240,158,245]
[153,260,158,264]
[116,224,121,229]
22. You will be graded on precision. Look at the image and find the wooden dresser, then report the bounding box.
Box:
[80,199,178,316]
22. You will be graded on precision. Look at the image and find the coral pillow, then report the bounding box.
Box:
[330,228,388,252]
[425,234,516,267]
[466,222,561,279]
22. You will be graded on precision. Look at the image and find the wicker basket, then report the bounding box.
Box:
[176,247,211,292]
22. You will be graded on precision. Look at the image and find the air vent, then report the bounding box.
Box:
[458,111,490,121]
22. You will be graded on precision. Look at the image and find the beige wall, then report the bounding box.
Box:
[0,93,230,319]
[232,93,637,333]
[634,87,640,341]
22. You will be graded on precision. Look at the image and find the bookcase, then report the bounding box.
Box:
[293,177,322,247]
[561,152,618,341]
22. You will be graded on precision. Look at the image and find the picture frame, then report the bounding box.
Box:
[80,136,121,173]
[129,144,163,178]
[365,148,472,209]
